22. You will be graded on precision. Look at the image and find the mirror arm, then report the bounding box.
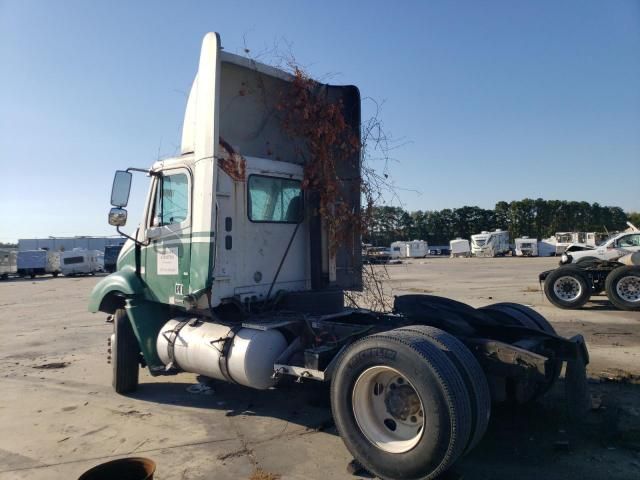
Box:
[126,167,161,177]
[116,226,150,247]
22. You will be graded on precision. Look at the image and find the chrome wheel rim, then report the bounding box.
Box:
[352,366,425,453]
[553,276,582,302]
[616,275,640,303]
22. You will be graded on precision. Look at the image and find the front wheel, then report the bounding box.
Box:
[111,308,140,393]
[605,266,640,311]
[331,330,472,480]
[543,267,591,309]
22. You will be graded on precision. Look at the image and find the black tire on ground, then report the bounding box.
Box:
[542,266,591,309]
[112,308,140,393]
[396,325,491,455]
[478,303,562,397]
[52,272,59,278]
[30,274,36,279]
[605,266,640,311]
[331,329,472,480]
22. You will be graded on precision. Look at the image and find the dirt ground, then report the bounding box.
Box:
[1,257,639,479]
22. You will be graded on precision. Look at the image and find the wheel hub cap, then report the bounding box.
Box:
[617,276,640,303]
[553,276,582,301]
[352,366,425,453]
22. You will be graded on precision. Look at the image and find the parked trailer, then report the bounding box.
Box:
[449,238,471,257]
[390,240,428,258]
[60,249,102,276]
[471,229,510,257]
[103,245,123,273]
[17,250,61,278]
[539,252,640,311]
[89,33,589,480]
[0,249,17,279]
[515,237,538,257]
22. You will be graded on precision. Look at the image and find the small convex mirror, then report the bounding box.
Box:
[108,207,128,227]
[111,170,132,207]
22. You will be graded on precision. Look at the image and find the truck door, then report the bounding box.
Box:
[143,169,192,305]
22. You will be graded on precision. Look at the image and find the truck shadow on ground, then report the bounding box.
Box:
[130,378,640,480]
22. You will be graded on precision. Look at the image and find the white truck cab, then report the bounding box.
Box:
[561,224,640,265]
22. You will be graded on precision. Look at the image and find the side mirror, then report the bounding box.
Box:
[108,207,128,227]
[111,170,132,207]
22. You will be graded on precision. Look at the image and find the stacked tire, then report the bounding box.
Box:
[331,327,490,480]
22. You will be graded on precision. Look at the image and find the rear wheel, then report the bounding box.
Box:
[543,267,591,309]
[396,325,491,454]
[331,329,472,480]
[605,266,640,311]
[111,308,140,393]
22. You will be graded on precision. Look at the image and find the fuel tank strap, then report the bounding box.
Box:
[162,319,190,372]
[218,326,242,384]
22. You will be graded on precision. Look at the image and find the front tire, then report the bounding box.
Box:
[112,308,140,393]
[331,329,472,480]
[605,266,640,311]
[543,267,591,309]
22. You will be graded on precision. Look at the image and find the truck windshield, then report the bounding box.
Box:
[248,175,302,223]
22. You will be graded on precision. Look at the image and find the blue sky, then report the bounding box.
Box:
[1,0,639,242]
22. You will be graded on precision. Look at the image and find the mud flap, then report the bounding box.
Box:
[564,334,590,421]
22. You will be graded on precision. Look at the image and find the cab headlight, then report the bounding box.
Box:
[561,253,570,264]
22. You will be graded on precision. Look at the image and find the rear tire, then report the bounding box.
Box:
[543,267,591,309]
[331,329,472,480]
[112,308,139,393]
[605,266,640,311]
[396,325,490,454]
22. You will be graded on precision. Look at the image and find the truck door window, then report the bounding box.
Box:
[618,234,640,248]
[152,173,189,226]
[248,175,303,223]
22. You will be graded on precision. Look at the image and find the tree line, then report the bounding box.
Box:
[365,199,636,246]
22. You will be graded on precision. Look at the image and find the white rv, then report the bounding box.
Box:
[0,249,17,279]
[390,240,428,258]
[60,249,102,276]
[449,238,471,258]
[471,229,511,257]
[514,237,538,257]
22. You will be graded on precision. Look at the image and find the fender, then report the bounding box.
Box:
[88,266,144,313]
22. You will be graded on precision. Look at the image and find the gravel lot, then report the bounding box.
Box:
[1,257,639,479]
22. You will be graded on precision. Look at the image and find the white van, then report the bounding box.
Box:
[60,249,102,276]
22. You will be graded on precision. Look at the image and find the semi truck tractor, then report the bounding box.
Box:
[89,33,589,480]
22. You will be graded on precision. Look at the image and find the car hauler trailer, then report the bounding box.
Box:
[471,229,511,257]
[515,237,538,257]
[17,250,61,278]
[89,33,589,480]
[540,252,640,311]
